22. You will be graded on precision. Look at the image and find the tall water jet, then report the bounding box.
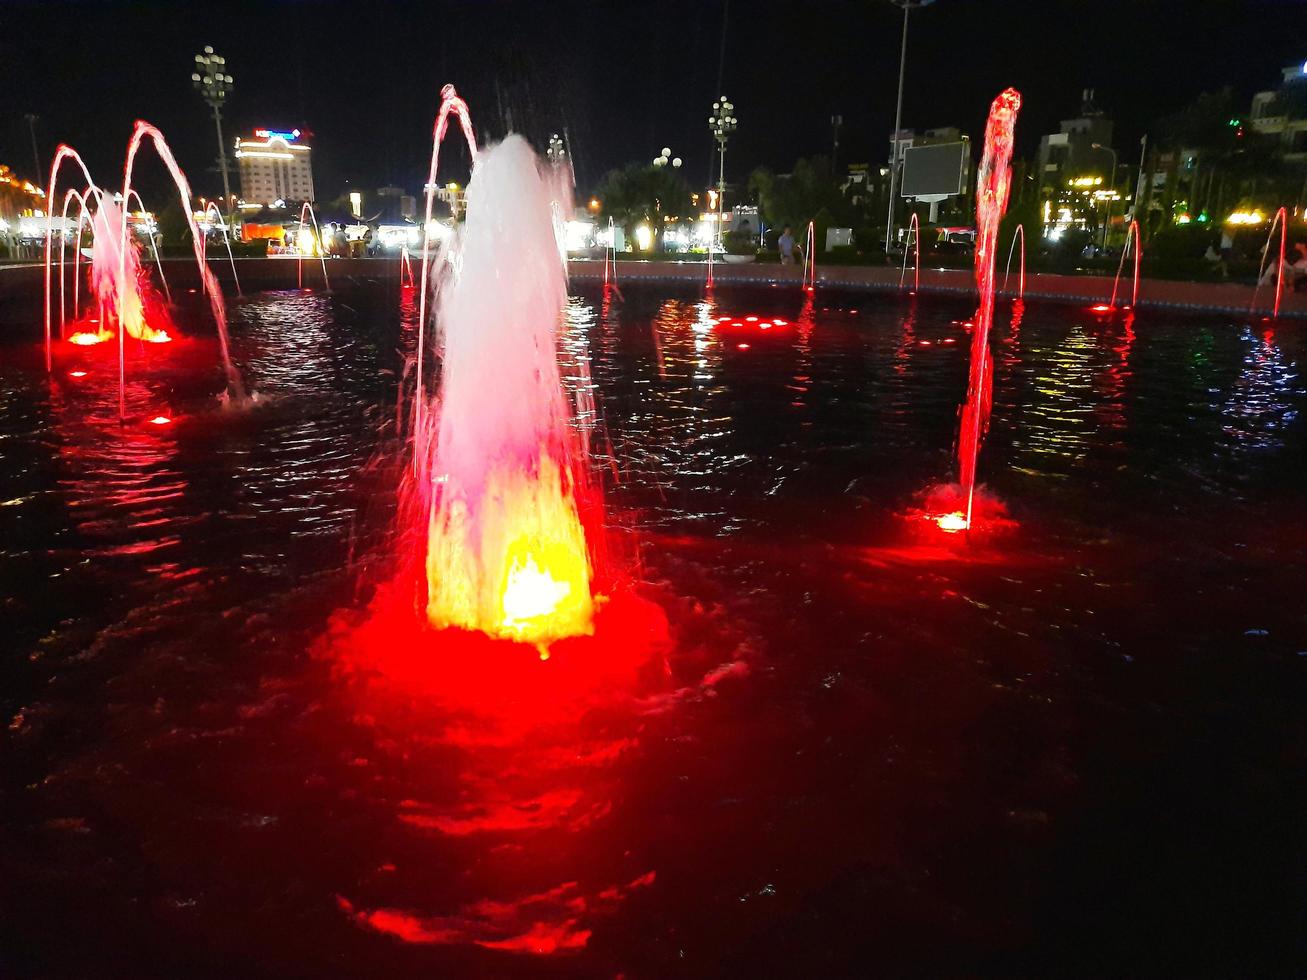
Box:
[203,201,242,296]
[421,134,595,646]
[955,88,1021,531]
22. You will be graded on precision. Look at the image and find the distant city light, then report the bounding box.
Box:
[1226,209,1265,225]
[634,223,654,251]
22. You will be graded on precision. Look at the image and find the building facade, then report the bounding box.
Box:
[235,128,315,206]
[1250,59,1307,160]
[1036,90,1115,189]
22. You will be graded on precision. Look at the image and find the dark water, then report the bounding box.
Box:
[1,280,1304,977]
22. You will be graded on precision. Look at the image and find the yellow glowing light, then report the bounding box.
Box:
[634,223,654,251]
[427,456,593,645]
[68,330,113,346]
[297,228,316,254]
[587,197,600,211]
[1226,210,1265,225]
[935,512,969,532]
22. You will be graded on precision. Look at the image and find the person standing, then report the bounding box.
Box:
[779,225,796,265]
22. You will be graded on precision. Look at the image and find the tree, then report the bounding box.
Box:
[749,156,862,250]
[595,163,693,250]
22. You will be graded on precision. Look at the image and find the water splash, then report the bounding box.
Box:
[1109,219,1141,310]
[419,135,595,646]
[91,194,172,345]
[1003,223,1025,299]
[956,88,1021,530]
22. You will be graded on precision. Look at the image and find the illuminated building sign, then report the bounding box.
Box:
[254,128,301,141]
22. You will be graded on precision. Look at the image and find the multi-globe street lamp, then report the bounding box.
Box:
[191,46,235,219]
[884,0,936,254]
[652,147,683,169]
[708,96,737,250]
[546,132,567,165]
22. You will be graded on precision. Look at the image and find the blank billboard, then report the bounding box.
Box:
[901,142,967,198]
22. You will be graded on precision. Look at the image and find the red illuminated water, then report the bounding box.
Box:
[955,88,1021,530]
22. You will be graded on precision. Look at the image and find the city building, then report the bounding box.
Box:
[1250,58,1307,159]
[234,127,315,206]
[1036,90,1116,189]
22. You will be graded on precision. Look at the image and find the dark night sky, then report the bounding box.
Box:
[2,0,1305,204]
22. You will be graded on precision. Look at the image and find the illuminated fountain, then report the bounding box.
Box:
[88,193,173,344]
[928,88,1021,534]
[202,202,242,296]
[45,122,248,416]
[419,134,595,646]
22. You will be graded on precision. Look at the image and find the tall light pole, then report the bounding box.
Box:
[192,46,235,219]
[23,114,41,184]
[708,96,737,250]
[1092,141,1118,248]
[883,0,935,254]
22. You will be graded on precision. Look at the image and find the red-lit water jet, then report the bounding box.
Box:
[1251,206,1288,320]
[1109,219,1141,310]
[953,87,1021,531]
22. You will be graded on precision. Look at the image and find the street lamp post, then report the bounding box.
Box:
[1093,142,1118,248]
[191,46,235,219]
[708,96,737,251]
[23,114,41,184]
[883,0,935,255]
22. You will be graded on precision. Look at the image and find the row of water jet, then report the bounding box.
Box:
[953,88,1022,531]
[44,125,247,415]
[899,211,920,293]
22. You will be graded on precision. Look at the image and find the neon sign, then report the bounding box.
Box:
[254,128,301,141]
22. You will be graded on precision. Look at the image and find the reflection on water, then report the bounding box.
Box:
[1,281,1304,976]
